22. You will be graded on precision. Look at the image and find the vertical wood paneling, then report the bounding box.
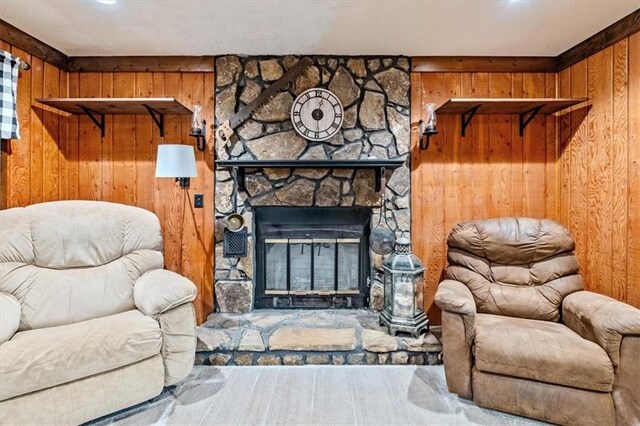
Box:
[30,56,44,204]
[568,60,588,272]
[78,72,102,200]
[611,39,628,302]
[42,62,60,201]
[555,35,638,309]
[627,32,640,308]
[1,41,214,323]
[9,47,31,206]
[587,47,614,297]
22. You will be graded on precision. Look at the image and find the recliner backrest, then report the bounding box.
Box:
[0,201,163,331]
[445,218,583,321]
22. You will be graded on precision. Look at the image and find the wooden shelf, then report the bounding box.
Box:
[35,97,192,137]
[436,98,586,115]
[36,98,192,115]
[435,97,587,137]
[215,158,405,192]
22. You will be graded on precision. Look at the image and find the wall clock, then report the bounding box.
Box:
[291,88,343,141]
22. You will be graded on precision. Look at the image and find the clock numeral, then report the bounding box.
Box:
[293,111,300,116]
[294,119,303,128]
[330,122,339,129]
[335,113,342,119]
[315,90,323,97]
[304,93,311,100]
[314,132,319,139]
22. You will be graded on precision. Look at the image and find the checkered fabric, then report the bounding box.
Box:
[0,50,20,140]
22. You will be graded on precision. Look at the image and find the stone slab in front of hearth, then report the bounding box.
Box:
[195,310,442,366]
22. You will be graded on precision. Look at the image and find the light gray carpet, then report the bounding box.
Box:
[94,365,547,426]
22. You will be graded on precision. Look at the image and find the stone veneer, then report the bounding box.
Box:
[214,55,411,312]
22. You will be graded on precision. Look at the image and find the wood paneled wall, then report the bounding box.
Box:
[411,33,640,323]
[411,70,559,323]
[0,41,215,323]
[557,33,640,309]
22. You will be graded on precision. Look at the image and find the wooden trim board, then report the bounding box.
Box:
[412,56,557,73]
[67,56,215,73]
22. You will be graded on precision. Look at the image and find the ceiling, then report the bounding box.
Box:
[2,0,639,57]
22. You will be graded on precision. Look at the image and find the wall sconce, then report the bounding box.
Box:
[418,103,438,150]
[189,104,206,151]
[155,144,197,188]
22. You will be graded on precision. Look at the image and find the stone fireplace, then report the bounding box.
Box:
[214,55,411,313]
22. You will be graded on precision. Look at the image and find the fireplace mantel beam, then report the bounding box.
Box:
[215,158,406,193]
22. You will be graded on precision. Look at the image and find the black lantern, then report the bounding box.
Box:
[419,102,438,150]
[380,238,428,338]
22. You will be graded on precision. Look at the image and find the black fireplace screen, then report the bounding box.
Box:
[255,207,370,309]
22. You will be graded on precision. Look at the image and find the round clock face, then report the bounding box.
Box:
[291,88,344,142]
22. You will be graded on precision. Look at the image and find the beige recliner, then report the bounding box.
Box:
[0,201,198,425]
[435,218,640,426]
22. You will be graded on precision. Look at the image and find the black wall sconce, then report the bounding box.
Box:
[418,103,438,150]
[189,104,206,151]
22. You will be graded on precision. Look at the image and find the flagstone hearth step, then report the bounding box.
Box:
[195,309,442,367]
[269,328,357,351]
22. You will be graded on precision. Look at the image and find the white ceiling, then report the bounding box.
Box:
[2,0,639,57]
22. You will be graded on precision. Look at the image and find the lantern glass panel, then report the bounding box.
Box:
[384,270,392,311]
[392,274,414,318]
[413,271,425,314]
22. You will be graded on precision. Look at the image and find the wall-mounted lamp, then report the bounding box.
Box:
[418,103,438,150]
[189,104,206,151]
[155,144,197,188]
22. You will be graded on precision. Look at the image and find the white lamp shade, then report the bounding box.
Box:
[155,144,197,178]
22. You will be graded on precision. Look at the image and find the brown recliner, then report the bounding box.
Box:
[434,218,640,426]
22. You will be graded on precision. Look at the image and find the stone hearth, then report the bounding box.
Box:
[214,55,411,312]
[195,310,442,366]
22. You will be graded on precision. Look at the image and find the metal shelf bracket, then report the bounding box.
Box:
[519,104,545,137]
[79,105,105,137]
[374,167,386,192]
[461,104,481,137]
[233,166,246,193]
[142,104,165,137]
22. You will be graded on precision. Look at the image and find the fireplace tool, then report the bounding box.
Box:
[223,173,248,258]
[370,174,396,255]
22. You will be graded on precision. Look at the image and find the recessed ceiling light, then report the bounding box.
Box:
[96,0,116,4]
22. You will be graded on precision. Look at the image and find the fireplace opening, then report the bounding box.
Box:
[255,207,371,309]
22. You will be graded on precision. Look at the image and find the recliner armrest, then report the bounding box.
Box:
[134,269,197,318]
[0,292,21,344]
[563,290,640,368]
[435,279,476,344]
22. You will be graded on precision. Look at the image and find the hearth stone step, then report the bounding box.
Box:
[195,309,442,366]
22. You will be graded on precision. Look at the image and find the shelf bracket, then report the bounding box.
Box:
[79,105,105,138]
[143,104,165,137]
[461,104,481,137]
[233,166,245,193]
[374,167,386,192]
[519,104,545,137]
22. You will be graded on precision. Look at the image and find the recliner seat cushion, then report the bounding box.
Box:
[474,313,614,392]
[0,310,162,401]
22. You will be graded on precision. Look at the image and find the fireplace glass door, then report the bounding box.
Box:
[264,238,360,296]
[255,207,370,309]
